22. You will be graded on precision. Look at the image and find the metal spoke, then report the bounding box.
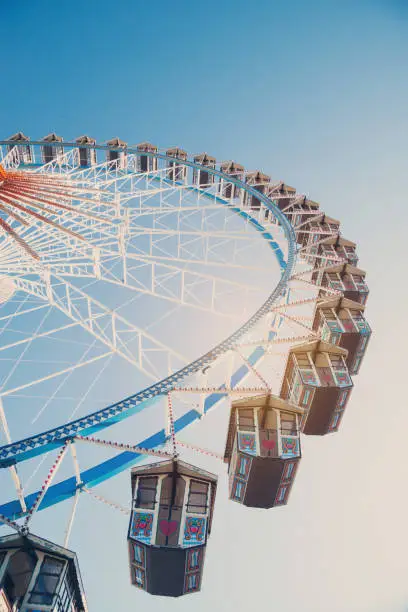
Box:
[0,141,302,530]
[64,490,80,548]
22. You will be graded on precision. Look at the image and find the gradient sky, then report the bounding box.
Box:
[1,1,408,611]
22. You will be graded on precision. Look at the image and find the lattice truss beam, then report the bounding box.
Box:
[0,153,278,321]
[0,270,321,529]
[0,150,286,418]
[0,150,288,452]
[0,146,313,535]
[12,273,186,379]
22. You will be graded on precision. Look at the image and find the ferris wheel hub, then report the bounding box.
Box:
[0,275,16,303]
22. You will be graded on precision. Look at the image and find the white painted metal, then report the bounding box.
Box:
[0,142,323,538]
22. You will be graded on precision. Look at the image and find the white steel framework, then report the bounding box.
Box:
[0,138,368,563]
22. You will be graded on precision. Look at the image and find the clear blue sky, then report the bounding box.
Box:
[1,1,408,611]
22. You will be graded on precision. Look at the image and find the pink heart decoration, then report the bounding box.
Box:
[159,520,178,536]
[261,439,276,450]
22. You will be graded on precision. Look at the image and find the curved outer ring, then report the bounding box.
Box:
[0,147,297,519]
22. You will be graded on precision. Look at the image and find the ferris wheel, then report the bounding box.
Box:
[0,133,371,604]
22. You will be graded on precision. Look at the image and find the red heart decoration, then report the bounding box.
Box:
[159,520,178,536]
[190,526,199,533]
[261,439,276,450]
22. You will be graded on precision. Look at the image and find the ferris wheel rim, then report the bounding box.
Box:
[0,144,298,521]
[0,152,297,462]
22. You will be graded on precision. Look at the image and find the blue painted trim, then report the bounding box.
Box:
[0,332,278,520]
[0,149,296,519]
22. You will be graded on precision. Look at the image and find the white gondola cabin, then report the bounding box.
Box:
[41,133,63,164]
[280,340,353,435]
[219,161,244,199]
[286,196,320,229]
[106,137,127,168]
[224,394,303,508]
[75,135,97,167]
[0,533,87,611]
[314,263,369,305]
[128,459,217,597]
[166,147,187,181]
[333,237,358,267]
[297,214,340,262]
[137,142,158,173]
[312,236,359,284]
[273,182,297,211]
[242,170,270,210]
[6,132,32,164]
[312,296,371,375]
[192,153,216,188]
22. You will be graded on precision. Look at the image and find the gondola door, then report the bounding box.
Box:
[156,473,185,547]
